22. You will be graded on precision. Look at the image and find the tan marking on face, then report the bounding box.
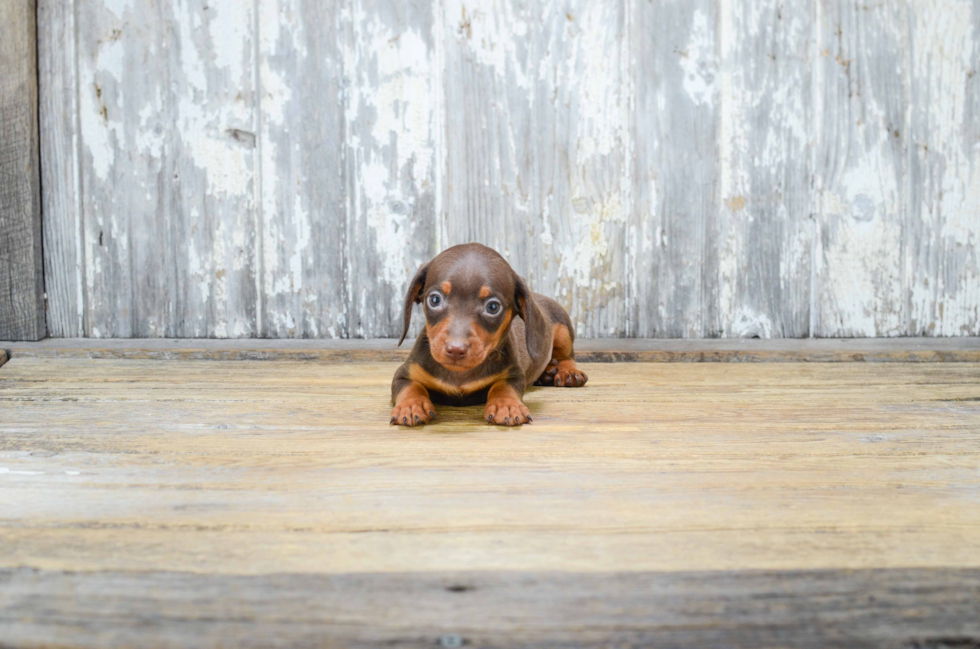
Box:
[408,364,510,397]
[470,309,512,363]
[427,318,483,372]
[552,323,573,360]
[479,286,491,299]
[441,281,452,295]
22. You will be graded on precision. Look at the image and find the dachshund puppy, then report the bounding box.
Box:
[391,243,587,426]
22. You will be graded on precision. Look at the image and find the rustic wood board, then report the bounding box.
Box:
[2,567,978,648]
[1,359,979,645]
[3,337,980,362]
[0,0,46,341]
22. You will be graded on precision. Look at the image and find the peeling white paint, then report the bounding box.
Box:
[680,10,717,107]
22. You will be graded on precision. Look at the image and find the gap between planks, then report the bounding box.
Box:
[1,337,980,363]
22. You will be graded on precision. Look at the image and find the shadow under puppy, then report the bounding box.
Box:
[391,243,587,427]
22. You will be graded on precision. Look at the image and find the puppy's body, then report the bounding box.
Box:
[391,244,587,426]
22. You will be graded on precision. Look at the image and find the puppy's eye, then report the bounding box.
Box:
[485,299,502,315]
[427,293,443,308]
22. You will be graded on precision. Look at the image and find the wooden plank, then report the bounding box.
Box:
[442,0,629,338]
[812,1,910,336]
[74,0,258,337]
[75,0,168,336]
[0,360,979,574]
[0,0,46,341]
[906,0,980,336]
[714,0,813,337]
[535,0,629,338]
[631,0,718,337]
[441,0,537,293]
[439,0,540,306]
[256,0,347,338]
[38,0,84,338]
[343,0,438,338]
[169,0,259,338]
[1,359,979,644]
[2,567,978,648]
[2,337,980,362]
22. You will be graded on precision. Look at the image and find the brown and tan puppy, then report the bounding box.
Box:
[391,243,587,427]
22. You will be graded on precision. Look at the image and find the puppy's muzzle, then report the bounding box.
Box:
[444,340,470,362]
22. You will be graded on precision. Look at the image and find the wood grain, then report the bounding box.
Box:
[906,0,980,337]
[813,1,909,337]
[0,0,46,341]
[2,567,979,648]
[1,359,979,575]
[631,0,718,338]
[3,337,980,362]
[344,0,438,338]
[1,358,979,645]
[256,0,347,338]
[38,0,84,338]
[715,0,813,338]
[442,0,629,338]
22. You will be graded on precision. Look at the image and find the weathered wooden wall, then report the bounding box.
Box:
[37,0,980,339]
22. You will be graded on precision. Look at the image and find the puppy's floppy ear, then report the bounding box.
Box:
[513,274,531,323]
[398,262,428,347]
[513,273,544,358]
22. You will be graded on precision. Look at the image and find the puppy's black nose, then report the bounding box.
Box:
[444,341,469,361]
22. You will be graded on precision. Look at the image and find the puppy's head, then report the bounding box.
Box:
[398,243,532,372]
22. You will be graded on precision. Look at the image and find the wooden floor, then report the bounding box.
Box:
[1,355,979,647]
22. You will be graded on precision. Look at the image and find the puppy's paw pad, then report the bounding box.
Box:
[555,368,588,388]
[485,398,531,426]
[390,398,436,427]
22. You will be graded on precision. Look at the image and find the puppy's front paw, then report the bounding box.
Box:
[390,396,436,427]
[485,397,531,426]
[555,368,588,387]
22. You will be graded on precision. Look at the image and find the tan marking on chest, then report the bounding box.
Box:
[408,364,509,396]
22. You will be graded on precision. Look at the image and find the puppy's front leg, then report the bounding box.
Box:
[485,380,532,426]
[391,374,436,427]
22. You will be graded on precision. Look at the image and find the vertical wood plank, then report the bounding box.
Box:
[442,0,629,338]
[343,0,439,338]
[907,0,980,336]
[812,1,909,337]
[534,0,629,338]
[441,0,537,284]
[631,0,718,337]
[0,0,46,341]
[714,0,813,338]
[76,0,257,338]
[169,0,259,338]
[76,0,167,336]
[38,0,84,338]
[257,0,347,338]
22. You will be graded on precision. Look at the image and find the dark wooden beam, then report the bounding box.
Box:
[0,0,45,341]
